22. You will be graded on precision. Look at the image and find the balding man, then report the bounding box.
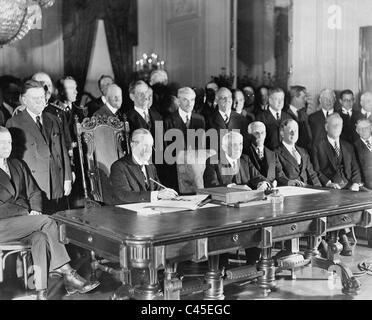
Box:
[203,131,269,190]
[309,89,340,145]
[246,121,285,183]
[94,84,125,121]
[6,80,72,214]
[110,129,178,204]
[312,113,362,256]
[275,119,321,187]
[126,80,162,138]
[256,87,292,150]
[354,119,372,189]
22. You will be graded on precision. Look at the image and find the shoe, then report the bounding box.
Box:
[36,289,48,300]
[339,234,353,256]
[63,269,100,295]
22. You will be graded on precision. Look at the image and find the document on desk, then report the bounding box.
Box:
[116,195,219,215]
[277,187,329,197]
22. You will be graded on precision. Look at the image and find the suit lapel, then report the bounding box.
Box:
[0,161,15,196]
[42,113,52,146]
[280,145,300,171]
[287,108,298,121]
[23,111,47,146]
[215,111,227,129]
[7,160,18,196]
[127,157,147,190]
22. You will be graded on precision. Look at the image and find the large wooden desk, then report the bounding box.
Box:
[52,189,372,300]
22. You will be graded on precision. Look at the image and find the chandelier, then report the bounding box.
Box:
[135,53,165,72]
[0,0,55,46]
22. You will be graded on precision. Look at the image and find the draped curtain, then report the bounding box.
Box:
[62,0,138,98]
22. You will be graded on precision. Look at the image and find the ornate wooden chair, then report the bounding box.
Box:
[176,149,217,195]
[76,115,130,206]
[0,242,31,290]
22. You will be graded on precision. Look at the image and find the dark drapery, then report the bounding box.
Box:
[62,0,138,97]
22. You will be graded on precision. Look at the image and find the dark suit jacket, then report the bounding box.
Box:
[286,108,312,150]
[6,110,72,200]
[309,110,342,146]
[339,110,363,144]
[127,107,163,138]
[207,110,249,153]
[110,155,162,204]
[354,138,372,189]
[275,144,321,187]
[0,103,13,126]
[0,158,42,219]
[93,104,125,122]
[203,153,267,189]
[86,97,105,118]
[246,144,285,183]
[312,138,361,187]
[256,110,292,151]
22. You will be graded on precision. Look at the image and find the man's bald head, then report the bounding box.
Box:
[325,113,343,139]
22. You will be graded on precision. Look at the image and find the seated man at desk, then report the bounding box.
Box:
[312,113,362,256]
[0,127,99,300]
[110,128,178,204]
[275,119,321,187]
[246,121,286,184]
[203,131,270,190]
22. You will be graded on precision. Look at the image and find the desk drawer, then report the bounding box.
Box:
[61,224,121,261]
[272,220,313,241]
[327,211,363,230]
[208,229,261,254]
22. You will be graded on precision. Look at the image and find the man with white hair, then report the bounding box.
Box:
[276,119,321,187]
[246,121,285,183]
[203,131,270,190]
[110,129,178,204]
[127,80,162,138]
[93,83,125,121]
[309,88,339,145]
[312,113,362,256]
[149,70,168,86]
[354,119,372,189]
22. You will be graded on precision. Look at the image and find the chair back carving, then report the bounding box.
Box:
[76,115,130,204]
[176,149,216,195]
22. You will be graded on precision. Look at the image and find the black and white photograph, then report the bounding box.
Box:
[1,0,372,305]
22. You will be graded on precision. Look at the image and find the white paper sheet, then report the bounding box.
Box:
[277,187,328,197]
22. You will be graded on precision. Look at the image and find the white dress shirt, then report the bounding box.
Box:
[26,109,42,125]
[322,108,334,118]
[219,110,231,123]
[132,154,158,202]
[289,105,298,118]
[179,108,192,124]
[134,106,149,122]
[342,108,352,118]
[269,107,281,120]
[283,141,301,165]
[361,109,372,119]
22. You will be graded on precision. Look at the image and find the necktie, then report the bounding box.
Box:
[224,113,229,124]
[141,165,149,188]
[334,141,341,158]
[257,147,264,160]
[1,159,11,177]
[366,140,372,151]
[326,111,330,118]
[276,112,280,121]
[185,115,191,128]
[144,111,150,125]
[36,115,43,134]
[231,161,237,173]
[292,147,301,165]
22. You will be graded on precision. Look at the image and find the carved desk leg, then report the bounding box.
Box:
[204,255,225,300]
[164,263,182,300]
[311,231,361,296]
[257,227,276,296]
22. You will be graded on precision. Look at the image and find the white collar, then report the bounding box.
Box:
[132,153,149,166]
[361,109,371,117]
[225,153,238,167]
[101,96,106,104]
[134,106,148,120]
[327,135,340,147]
[105,100,118,115]
[289,105,298,116]
[178,108,192,123]
[322,108,334,118]
[361,136,372,147]
[219,109,231,120]
[342,107,352,115]
[282,141,297,154]
[269,107,281,119]
[26,109,42,123]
